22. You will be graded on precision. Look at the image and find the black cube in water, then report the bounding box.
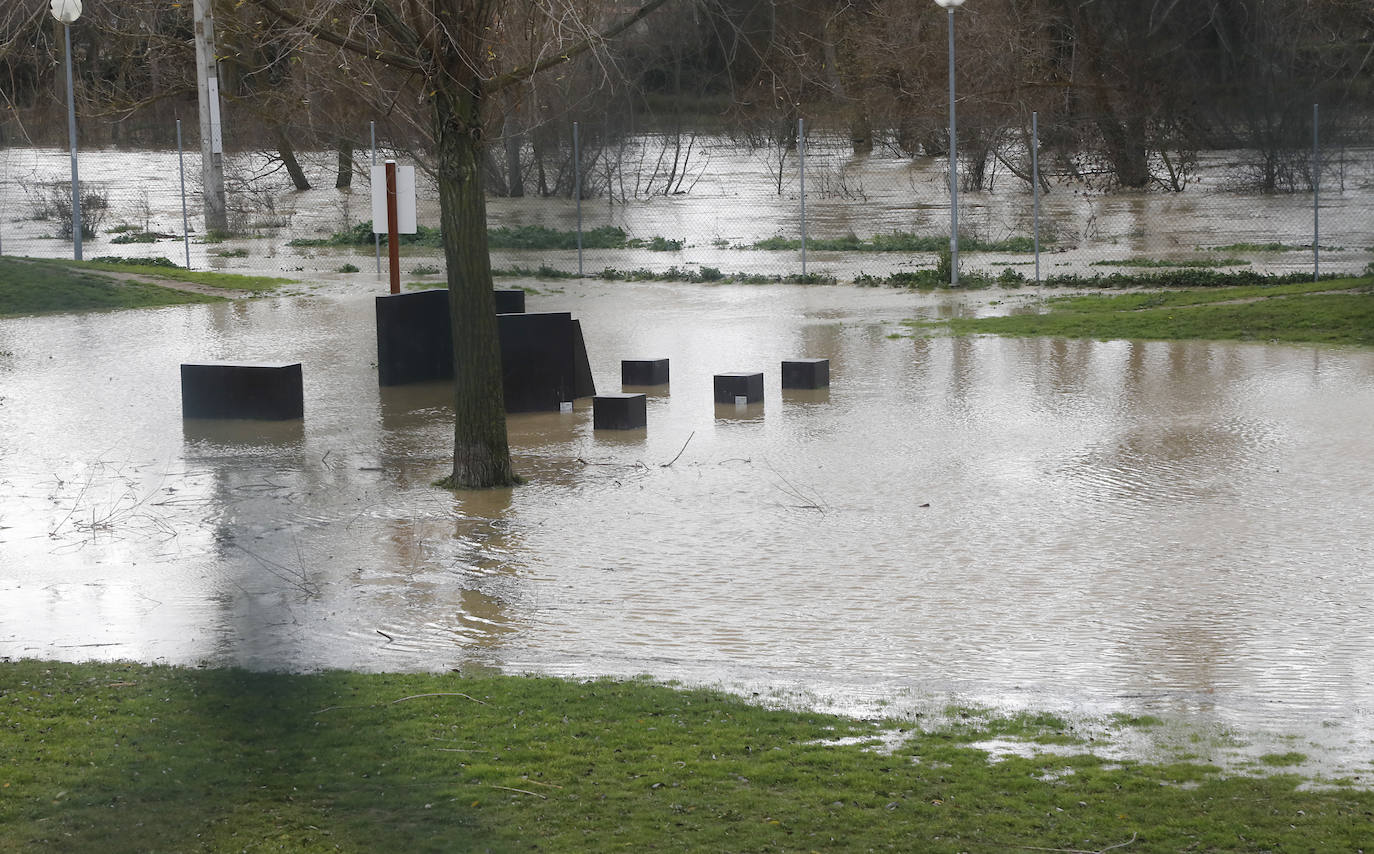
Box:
[622,358,670,386]
[493,289,526,314]
[713,372,764,404]
[593,393,647,430]
[376,289,452,386]
[782,358,830,389]
[181,362,303,420]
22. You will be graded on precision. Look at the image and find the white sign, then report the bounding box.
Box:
[206,76,224,155]
[371,163,417,234]
[50,0,82,24]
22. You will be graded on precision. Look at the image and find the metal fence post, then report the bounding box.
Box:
[574,121,583,277]
[799,117,807,277]
[1032,111,1041,285]
[372,121,381,276]
[1312,103,1320,281]
[177,119,191,269]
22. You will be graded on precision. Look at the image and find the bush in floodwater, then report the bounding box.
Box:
[337,263,360,273]
[27,182,110,239]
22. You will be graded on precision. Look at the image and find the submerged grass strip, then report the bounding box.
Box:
[2,661,1372,853]
[911,278,1374,347]
[0,256,224,316]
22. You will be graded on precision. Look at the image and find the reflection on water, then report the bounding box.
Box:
[2,282,1374,765]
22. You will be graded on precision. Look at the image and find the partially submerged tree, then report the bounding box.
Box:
[247,0,671,488]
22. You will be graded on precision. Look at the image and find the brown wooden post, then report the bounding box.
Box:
[385,160,401,295]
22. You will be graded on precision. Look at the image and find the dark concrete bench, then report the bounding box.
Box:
[621,358,669,386]
[714,372,764,404]
[782,358,829,389]
[180,362,303,420]
[593,393,647,430]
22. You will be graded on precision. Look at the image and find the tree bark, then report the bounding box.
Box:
[335,138,354,188]
[502,114,524,197]
[272,125,312,190]
[433,80,517,488]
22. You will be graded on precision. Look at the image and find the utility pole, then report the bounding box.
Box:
[193,0,228,232]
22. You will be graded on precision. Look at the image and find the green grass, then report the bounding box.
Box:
[1092,256,1250,269]
[288,222,683,252]
[0,256,223,316]
[751,232,1037,253]
[910,277,1374,347]
[2,661,1372,854]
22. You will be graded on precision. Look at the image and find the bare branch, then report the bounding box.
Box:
[248,0,426,72]
[490,0,674,92]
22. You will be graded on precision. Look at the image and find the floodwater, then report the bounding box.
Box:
[3,139,1372,279]
[3,279,1374,774]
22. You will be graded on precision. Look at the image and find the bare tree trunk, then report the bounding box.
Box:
[272,125,312,190]
[503,114,524,197]
[335,138,354,188]
[434,82,517,489]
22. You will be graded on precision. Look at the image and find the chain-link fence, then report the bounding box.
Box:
[2,110,1371,286]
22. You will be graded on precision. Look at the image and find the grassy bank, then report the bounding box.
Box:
[909,277,1374,347]
[0,257,289,317]
[2,661,1371,853]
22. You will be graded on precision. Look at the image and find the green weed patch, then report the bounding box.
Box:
[910,277,1374,347]
[288,222,683,252]
[2,661,1371,853]
[751,232,1037,253]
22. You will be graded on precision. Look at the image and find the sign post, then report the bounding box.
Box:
[371,160,417,295]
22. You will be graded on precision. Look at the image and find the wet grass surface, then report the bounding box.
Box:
[0,256,222,316]
[3,661,1373,853]
[0,256,294,317]
[910,276,1374,347]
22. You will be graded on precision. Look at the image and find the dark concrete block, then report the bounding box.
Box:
[376,289,452,386]
[714,372,764,404]
[377,291,597,411]
[572,319,596,399]
[782,358,829,389]
[493,289,526,314]
[593,393,647,430]
[181,362,303,420]
[622,358,670,386]
[498,312,597,412]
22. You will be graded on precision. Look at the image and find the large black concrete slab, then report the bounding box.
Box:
[376,289,452,386]
[181,362,303,420]
[622,358,670,386]
[493,289,526,314]
[593,393,647,430]
[498,312,597,412]
[782,358,829,389]
[376,291,595,411]
[713,372,764,404]
[572,319,596,399]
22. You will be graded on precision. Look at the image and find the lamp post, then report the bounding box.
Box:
[51,0,82,260]
[934,0,964,285]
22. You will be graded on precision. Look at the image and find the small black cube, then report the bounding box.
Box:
[713,372,764,404]
[622,358,670,386]
[782,358,829,389]
[181,362,304,420]
[593,393,647,430]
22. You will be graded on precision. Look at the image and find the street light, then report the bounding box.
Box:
[50,0,83,260]
[934,0,964,285]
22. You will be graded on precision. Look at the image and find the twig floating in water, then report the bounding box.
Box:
[661,431,695,467]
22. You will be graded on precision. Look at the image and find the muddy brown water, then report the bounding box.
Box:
[3,278,1374,774]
